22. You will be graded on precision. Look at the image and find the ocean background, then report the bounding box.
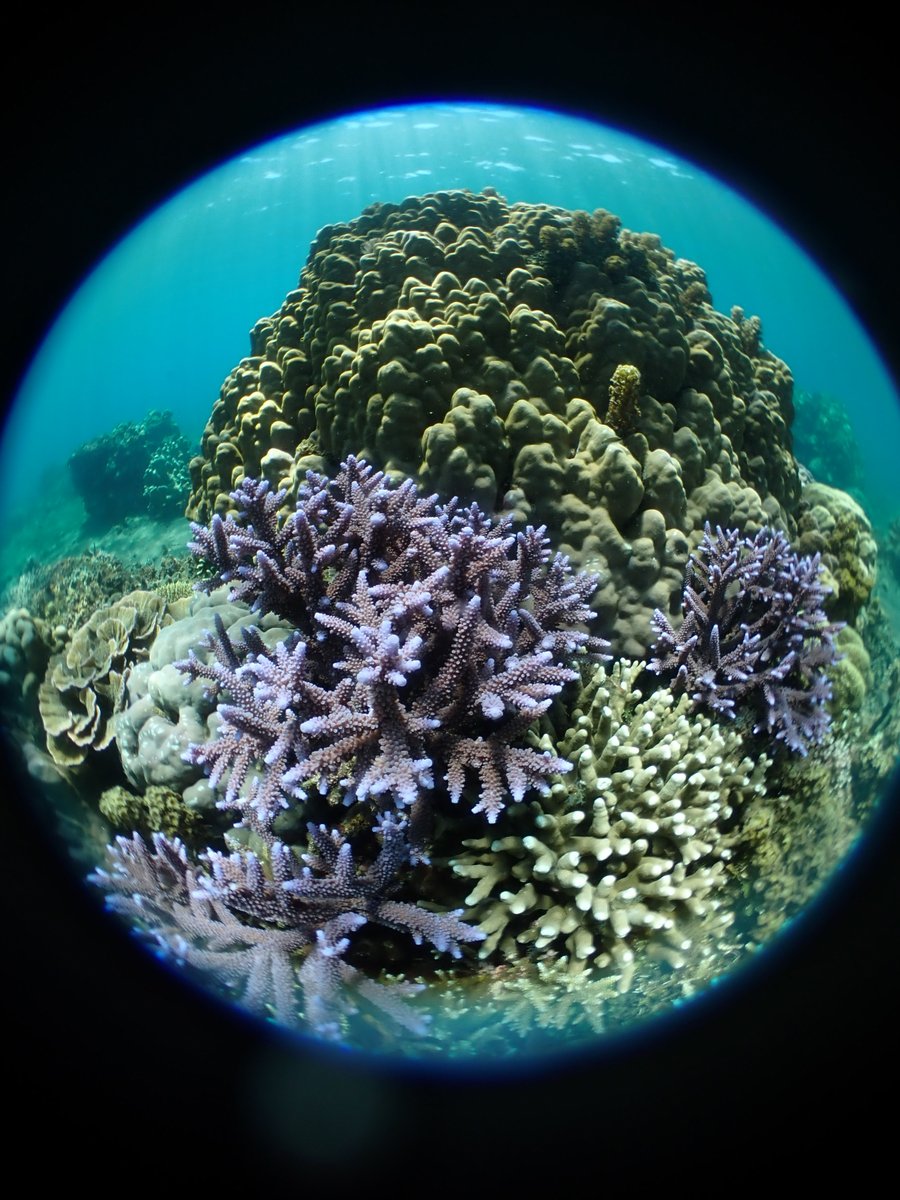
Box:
[2,100,897,554]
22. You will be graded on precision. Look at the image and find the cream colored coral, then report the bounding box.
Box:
[452,660,771,989]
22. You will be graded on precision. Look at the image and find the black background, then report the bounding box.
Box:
[3,10,898,1187]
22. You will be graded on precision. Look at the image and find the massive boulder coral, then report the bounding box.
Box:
[186,189,801,656]
[452,659,771,991]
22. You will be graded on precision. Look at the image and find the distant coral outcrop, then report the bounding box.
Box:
[69,409,191,527]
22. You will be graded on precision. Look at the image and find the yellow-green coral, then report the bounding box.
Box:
[185,189,810,657]
[795,481,877,623]
[99,783,200,839]
[605,364,642,437]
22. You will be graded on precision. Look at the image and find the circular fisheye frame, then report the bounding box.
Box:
[2,101,898,1062]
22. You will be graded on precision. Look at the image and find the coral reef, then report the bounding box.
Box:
[452,659,771,990]
[3,550,149,636]
[649,525,841,754]
[89,456,612,1040]
[186,189,800,657]
[737,600,900,948]
[69,409,191,527]
[10,188,889,1056]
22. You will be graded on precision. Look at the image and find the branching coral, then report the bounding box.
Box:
[90,456,609,1041]
[182,455,609,834]
[452,659,771,990]
[91,785,482,1039]
[649,524,841,754]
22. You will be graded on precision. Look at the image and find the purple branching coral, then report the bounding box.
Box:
[89,817,464,1038]
[649,524,842,754]
[90,456,609,1042]
[182,456,609,832]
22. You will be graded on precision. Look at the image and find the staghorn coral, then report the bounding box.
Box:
[186,188,803,658]
[452,659,771,991]
[181,455,608,839]
[90,766,483,1042]
[649,524,841,754]
[90,455,612,1043]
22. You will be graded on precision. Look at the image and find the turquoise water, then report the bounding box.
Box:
[2,101,898,1061]
[4,102,898,524]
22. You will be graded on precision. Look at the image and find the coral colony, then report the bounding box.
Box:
[4,190,885,1051]
[87,455,843,1045]
[649,524,841,755]
[93,456,610,1037]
